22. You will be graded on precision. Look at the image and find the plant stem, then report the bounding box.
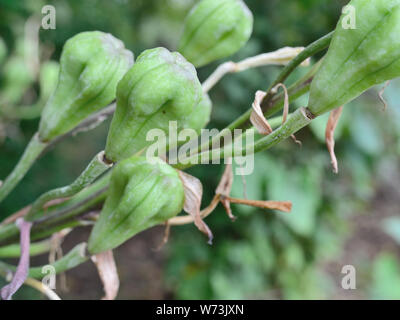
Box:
[25,151,112,221]
[0,173,109,246]
[0,242,88,279]
[192,81,311,158]
[202,46,309,93]
[0,239,51,258]
[0,133,48,203]
[227,32,333,132]
[174,107,313,170]
[260,31,333,111]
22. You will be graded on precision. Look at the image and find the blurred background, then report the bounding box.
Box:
[1,0,400,299]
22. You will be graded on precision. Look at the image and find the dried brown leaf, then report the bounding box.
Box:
[250,90,273,135]
[274,83,301,145]
[225,196,292,213]
[178,171,213,244]
[91,250,119,300]
[215,163,233,196]
[325,106,343,174]
[378,81,390,111]
[215,164,236,220]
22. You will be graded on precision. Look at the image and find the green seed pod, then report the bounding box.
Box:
[105,47,202,162]
[178,0,253,68]
[188,92,212,134]
[308,0,400,116]
[88,156,185,254]
[38,31,133,142]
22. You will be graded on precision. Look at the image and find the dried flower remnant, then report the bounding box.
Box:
[169,164,292,229]
[91,250,119,300]
[251,84,300,144]
[178,170,214,244]
[325,106,343,174]
[250,90,273,135]
[215,163,236,220]
[378,81,390,111]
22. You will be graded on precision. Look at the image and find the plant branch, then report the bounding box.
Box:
[174,107,313,170]
[202,46,309,93]
[0,238,51,258]
[0,242,88,280]
[0,133,48,203]
[25,151,112,221]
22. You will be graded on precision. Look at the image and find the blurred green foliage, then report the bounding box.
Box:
[0,0,400,300]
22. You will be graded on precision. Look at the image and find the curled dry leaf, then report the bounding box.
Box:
[178,171,213,244]
[215,163,236,220]
[91,250,119,300]
[325,106,343,174]
[378,81,390,111]
[275,83,301,145]
[250,84,300,145]
[224,197,292,213]
[250,90,272,135]
[0,218,33,300]
[170,166,292,228]
[49,229,71,292]
[214,164,292,218]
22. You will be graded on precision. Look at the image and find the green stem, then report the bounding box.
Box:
[174,107,313,170]
[25,151,112,221]
[0,242,88,279]
[0,239,51,258]
[188,81,311,161]
[230,32,333,131]
[263,32,333,99]
[0,133,48,203]
[0,173,110,246]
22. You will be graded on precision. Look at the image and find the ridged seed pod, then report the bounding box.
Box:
[38,31,133,141]
[308,0,400,116]
[105,47,202,162]
[188,92,212,134]
[88,156,185,254]
[178,0,253,67]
